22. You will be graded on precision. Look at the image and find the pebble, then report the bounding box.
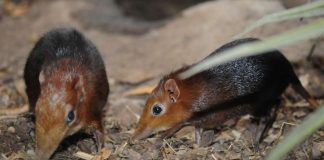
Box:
[312,141,324,159]
[312,147,321,159]
[199,130,214,147]
[7,126,15,133]
[27,149,35,155]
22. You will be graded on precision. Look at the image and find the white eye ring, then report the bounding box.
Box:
[66,110,76,124]
[151,103,165,116]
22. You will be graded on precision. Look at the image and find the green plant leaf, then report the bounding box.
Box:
[178,19,324,79]
[235,0,324,38]
[266,105,324,160]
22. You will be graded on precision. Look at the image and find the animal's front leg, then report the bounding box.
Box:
[254,99,281,146]
[94,129,105,152]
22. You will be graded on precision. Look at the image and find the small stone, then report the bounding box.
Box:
[27,149,35,155]
[312,147,321,159]
[316,141,324,152]
[7,126,15,133]
[293,111,306,118]
[215,130,234,142]
[199,130,214,147]
[193,143,199,149]
[127,149,141,159]
[227,152,241,160]
[212,143,225,152]
[263,133,278,144]
[29,130,35,137]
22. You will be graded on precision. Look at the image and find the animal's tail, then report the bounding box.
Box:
[290,74,320,108]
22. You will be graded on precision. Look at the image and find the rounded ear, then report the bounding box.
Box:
[164,79,180,103]
[72,77,85,102]
[72,77,81,90]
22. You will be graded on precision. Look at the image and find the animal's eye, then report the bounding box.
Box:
[66,110,75,124]
[152,104,165,116]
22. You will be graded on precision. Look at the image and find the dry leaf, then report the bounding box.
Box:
[231,130,241,141]
[175,126,194,138]
[4,0,32,17]
[93,148,112,160]
[14,79,27,100]
[74,151,93,160]
[124,85,155,96]
[0,104,29,115]
[215,130,234,142]
[7,151,34,160]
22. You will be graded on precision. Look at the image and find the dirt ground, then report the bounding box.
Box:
[0,0,323,159]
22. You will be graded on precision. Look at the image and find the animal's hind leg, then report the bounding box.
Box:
[253,99,281,146]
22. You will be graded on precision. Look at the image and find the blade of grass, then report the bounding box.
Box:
[266,105,324,160]
[236,0,324,38]
[178,19,324,79]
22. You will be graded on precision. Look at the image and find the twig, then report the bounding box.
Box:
[239,140,253,153]
[211,154,218,160]
[125,105,140,121]
[115,141,128,155]
[249,133,256,153]
[163,139,176,153]
[1,154,8,160]
[227,143,233,150]
[0,115,20,120]
[276,122,297,141]
[307,37,320,61]
[211,153,224,160]
[302,146,310,159]
[279,122,296,135]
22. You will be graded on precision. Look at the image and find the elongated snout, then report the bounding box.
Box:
[36,128,66,160]
[35,120,67,160]
[132,126,154,141]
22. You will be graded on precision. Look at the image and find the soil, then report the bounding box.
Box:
[0,0,323,160]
